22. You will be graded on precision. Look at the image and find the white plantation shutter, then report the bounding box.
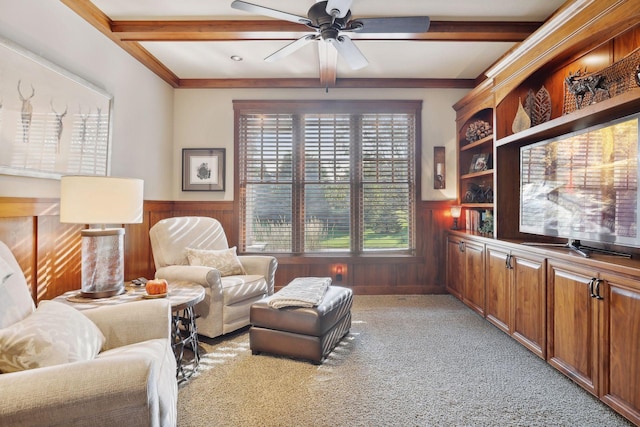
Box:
[238,113,294,252]
[361,113,415,250]
[303,114,351,251]
[235,100,420,254]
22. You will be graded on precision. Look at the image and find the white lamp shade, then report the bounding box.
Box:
[60,176,144,225]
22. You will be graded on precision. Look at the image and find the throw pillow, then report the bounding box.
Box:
[0,256,13,285]
[186,247,247,276]
[0,300,105,373]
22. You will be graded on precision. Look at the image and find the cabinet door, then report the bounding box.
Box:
[547,261,599,396]
[599,272,640,425]
[446,237,464,299]
[463,240,485,316]
[485,245,510,333]
[511,252,546,359]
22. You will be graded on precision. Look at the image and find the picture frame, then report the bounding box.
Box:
[0,36,113,179]
[182,148,225,191]
[470,153,492,173]
[469,154,480,173]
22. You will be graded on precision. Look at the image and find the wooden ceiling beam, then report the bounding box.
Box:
[60,0,181,87]
[111,20,541,42]
[334,78,476,89]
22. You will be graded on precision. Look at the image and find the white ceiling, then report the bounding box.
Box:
[85,0,567,83]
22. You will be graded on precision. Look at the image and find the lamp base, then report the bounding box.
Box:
[80,285,126,299]
[80,228,126,298]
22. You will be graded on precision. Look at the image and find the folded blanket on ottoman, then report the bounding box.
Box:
[268,277,332,309]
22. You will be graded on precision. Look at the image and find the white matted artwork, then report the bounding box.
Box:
[0,36,113,179]
[182,148,225,191]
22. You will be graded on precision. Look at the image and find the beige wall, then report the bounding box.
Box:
[0,0,174,200]
[173,88,468,202]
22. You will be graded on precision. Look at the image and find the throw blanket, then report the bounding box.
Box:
[268,277,332,309]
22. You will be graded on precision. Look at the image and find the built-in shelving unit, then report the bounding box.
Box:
[455,107,494,234]
[449,3,640,423]
[492,25,640,242]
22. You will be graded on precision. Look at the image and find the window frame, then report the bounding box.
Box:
[233,100,422,256]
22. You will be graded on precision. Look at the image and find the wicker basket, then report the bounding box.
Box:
[563,47,640,115]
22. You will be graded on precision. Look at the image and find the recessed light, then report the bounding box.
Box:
[230,55,243,61]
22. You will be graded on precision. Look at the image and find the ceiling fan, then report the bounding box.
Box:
[230,0,430,70]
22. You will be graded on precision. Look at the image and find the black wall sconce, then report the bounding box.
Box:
[434,146,445,189]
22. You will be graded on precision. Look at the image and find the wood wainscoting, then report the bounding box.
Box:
[0,197,451,303]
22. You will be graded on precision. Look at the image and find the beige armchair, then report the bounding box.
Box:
[0,241,177,427]
[149,216,277,339]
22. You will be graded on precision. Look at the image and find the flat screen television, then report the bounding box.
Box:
[520,113,639,251]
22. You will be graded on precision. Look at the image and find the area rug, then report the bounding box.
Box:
[177,295,632,426]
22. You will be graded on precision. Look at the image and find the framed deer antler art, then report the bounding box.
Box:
[0,36,112,179]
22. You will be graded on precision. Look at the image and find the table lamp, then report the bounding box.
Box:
[60,176,143,298]
[450,205,462,230]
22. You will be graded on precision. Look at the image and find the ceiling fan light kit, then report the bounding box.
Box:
[230,0,429,70]
[325,0,353,19]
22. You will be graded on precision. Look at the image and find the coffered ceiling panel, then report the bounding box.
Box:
[141,41,321,79]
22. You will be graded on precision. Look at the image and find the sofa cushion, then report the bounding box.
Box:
[186,246,247,276]
[0,300,105,373]
[0,256,13,285]
[0,241,36,330]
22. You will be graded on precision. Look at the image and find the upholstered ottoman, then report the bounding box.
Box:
[250,285,353,364]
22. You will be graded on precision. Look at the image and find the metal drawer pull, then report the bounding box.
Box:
[594,279,604,300]
[588,278,596,298]
[505,254,513,270]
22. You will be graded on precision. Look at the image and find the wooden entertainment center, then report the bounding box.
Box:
[448,1,640,424]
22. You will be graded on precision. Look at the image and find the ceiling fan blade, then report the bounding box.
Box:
[331,35,368,70]
[265,35,318,62]
[350,16,430,33]
[231,1,311,26]
[325,0,352,19]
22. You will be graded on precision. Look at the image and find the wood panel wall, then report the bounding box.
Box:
[0,197,452,303]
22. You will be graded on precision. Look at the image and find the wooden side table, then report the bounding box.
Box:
[53,281,205,382]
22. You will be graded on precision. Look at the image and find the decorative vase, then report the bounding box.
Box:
[512,97,531,134]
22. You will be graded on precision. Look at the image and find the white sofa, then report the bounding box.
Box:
[149,216,277,338]
[0,241,177,427]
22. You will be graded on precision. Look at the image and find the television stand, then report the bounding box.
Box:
[521,239,632,259]
[565,239,591,258]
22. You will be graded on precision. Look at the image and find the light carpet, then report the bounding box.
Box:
[178,295,632,426]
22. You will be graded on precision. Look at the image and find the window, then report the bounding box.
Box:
[234,100,421,255]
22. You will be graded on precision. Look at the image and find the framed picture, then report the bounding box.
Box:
[469,154,480,173]
[0,36,113,179]
[182,148,225,191]
[470,153,491,173]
